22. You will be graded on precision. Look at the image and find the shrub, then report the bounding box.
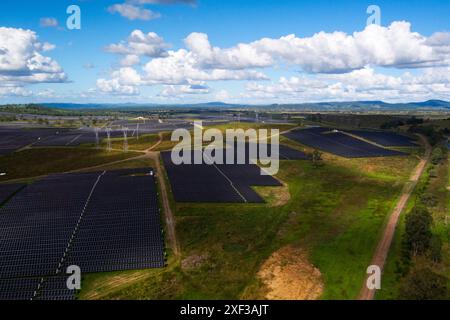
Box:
[398,268,448,300]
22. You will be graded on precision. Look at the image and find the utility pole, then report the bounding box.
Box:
[123,127,129,153]
[94,127,100,149]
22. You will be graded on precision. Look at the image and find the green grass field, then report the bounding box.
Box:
[98,134,159,151]
[0,148,139,182]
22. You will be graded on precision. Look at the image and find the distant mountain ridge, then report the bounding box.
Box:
[39,100,450,111]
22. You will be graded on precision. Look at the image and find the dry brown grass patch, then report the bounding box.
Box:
[257,245,323,300]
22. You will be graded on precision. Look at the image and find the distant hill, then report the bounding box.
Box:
[410,100,450,108]
[41,103,160,109]
[268,100,450,111]
[38,100,450,111]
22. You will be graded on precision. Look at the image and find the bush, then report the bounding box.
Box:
[431,147,445,165]
[419,193,438,207]
[311,150,324,168]
[398,268,448,300]
[429,235,443,263]
[428,169,438,178]
[402,206,433,258]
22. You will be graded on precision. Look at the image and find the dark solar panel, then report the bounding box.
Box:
[35,276,76,301]
[63,169,165,273]
[162,148,283,204]
[0,173,100,279]
[346,130,418,147]
[0,168,164,300]
[284,128,406,158]
[0,128,66,154]
[0,278,42,301]
[0,184,25,205]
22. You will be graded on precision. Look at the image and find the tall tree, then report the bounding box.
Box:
[403,206,433,258]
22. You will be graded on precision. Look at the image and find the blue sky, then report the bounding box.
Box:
[0,0,449,104]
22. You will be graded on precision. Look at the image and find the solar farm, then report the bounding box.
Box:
[0,168,164,300]
[0,106,447,302]
[284,127,407,158]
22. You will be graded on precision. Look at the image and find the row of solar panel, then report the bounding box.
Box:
[0,168,164,300]
[162,151,282,203]
[62,170,165,277]
[284,128,406,158]
[0,128,66,155]
[346,130,417,147]
[0,277,75,301]
[0,174,97,280]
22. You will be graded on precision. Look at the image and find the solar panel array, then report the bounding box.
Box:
[34,130,124,147]
[346,130,418,147]
[0,184,25,205]
[63,169,164,273]
[220,142,309,163]
[284,127,406,158]
[0,128,64,155]
[277,144,310,160]
[162,144,284,203]
[0,168,164,300]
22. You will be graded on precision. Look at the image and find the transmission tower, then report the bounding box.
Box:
[94,127,100,149]
[106,128,112,152]
[123,127,129,153]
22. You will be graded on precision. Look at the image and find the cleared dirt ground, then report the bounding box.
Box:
[257,245,323,300]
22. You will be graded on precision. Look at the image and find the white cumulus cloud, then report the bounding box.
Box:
[107,4,161,20]
[106,30,169,58]
[96,22,450,101]
[0,27,66,87]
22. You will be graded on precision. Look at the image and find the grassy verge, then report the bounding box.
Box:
[378,156,449,299]
[0,148,139,182]
[98,134,159,151]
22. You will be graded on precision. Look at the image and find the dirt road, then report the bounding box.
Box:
[358,135,431,300]
[148,151,180,257]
